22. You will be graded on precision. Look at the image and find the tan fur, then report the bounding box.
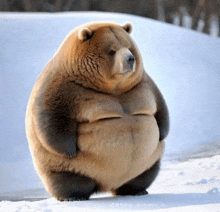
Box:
[26,21,167,197]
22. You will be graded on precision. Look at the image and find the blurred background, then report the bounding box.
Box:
[0,0,220,37]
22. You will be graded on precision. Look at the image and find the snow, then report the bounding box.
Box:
[0,11,220,211]
[0,156,220,211]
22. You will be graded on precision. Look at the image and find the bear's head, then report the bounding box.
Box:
[54,22,144,95]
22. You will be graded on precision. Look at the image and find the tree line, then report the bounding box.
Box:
[0,0,220,36]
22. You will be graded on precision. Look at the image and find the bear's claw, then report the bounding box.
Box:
[58,196,89,201]
[66,150,77,158]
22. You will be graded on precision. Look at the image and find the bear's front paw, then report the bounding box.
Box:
[66,150,77,158]
[64,137,77,158]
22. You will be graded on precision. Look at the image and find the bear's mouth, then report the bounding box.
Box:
[122,60,136,75]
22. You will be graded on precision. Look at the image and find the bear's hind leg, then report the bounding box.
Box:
[46,171,99,201]
[112,160,160,196]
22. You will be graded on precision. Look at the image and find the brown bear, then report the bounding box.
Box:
[25,21,169,201]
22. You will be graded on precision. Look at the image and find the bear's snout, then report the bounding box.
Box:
[126,54,135,70]
[114,48,136,75]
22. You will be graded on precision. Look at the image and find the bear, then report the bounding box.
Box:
[25,21,169,201]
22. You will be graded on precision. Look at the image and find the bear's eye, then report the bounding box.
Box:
[109,50,116,56]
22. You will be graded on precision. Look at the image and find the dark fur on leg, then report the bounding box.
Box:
[112,160,160,196]
[46,171,99,201]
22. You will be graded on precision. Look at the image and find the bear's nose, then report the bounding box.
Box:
[126,54,135,69]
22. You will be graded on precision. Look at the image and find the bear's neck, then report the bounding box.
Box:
[56,57,144,96]
[101,71,144,96]
[71,69,144,96]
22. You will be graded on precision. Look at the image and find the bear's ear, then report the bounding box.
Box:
[78,28,93,41]
[122,22,132,34]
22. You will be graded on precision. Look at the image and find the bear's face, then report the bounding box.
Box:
[55,22,144,95]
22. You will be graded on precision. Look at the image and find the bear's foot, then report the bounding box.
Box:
[113,185,148,196]
[134,190,148,196]
[47,171,99,201]
[58,195,90,201]
[112,160,160,197]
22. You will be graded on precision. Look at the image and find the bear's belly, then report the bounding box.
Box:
[75,114,159,190]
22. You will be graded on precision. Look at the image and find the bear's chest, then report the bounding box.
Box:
[76,83,157,123]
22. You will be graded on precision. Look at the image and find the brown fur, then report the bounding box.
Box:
[25,21,169,200]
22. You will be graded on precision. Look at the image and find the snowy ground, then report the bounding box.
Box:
[0,11,220,211]
[0,156,220,211]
